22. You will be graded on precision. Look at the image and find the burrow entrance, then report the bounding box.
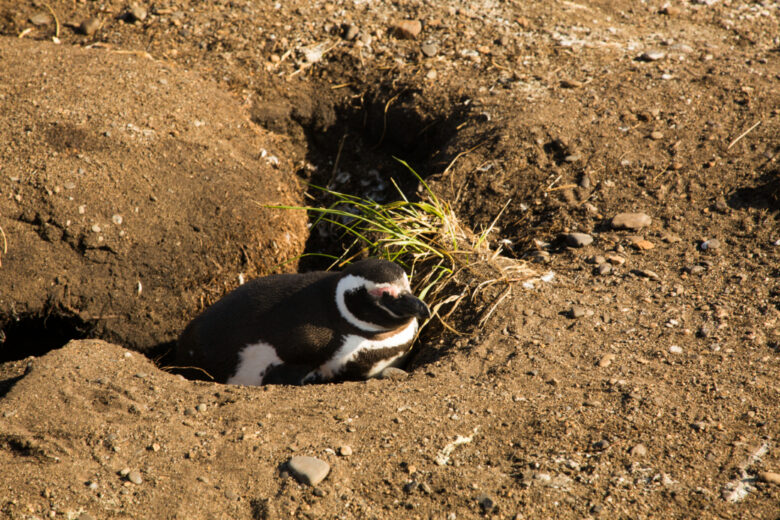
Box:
[1,79,480,379]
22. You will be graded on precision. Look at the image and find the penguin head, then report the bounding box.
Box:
[335,258,431,332]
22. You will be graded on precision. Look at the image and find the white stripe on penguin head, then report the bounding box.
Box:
[336,274,403,332]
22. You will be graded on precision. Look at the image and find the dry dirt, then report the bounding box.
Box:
[0,0,779,519]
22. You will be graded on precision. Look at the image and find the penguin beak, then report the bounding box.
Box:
[382,292,431,321]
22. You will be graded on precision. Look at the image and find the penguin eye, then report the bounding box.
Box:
[369,286,399,298]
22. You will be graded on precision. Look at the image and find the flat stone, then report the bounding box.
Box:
[632,269,660,281]
[611,212,652,230]
[569,305,591,319]
[564,232,593,248]
[628,236,655,250]
[649,131,664,140]
[639,50,666,61]
[421,42,438,57]
[338,445,353,457]
[604,253,626,265]
[287,456,330,486]
[29,12,52,26]
[669,345,683,354]
[476,495,495,513]
[597,263,612,276]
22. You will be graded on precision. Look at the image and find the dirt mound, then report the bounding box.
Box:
[0,38,307,353]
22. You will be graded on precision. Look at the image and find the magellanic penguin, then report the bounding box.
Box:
[176,258,431,386]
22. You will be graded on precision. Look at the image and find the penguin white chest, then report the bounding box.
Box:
[308,319,419,381]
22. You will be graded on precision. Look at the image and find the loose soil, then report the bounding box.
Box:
[0,0,778,519]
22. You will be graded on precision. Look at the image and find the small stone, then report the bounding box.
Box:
[421,42,438,57]
[593,439,610,451]
[419,482,432,494]
[598,354,615,368]
[604,253,626,265]
[560,79,583,88]
[569,305,589,319]
[564,232,593,248]
[611,212,652,230]
[30,12,52,26]
[127,470,143,485]
[587,255,606,265]
[639,51,666,61]
[312,487,326,497]
[119,468,131,477]
[125,4,147,23]
[597,263,612,276]
[195,403,207,412]
[661,5,681,16]
[287,456,330,486]
[425,69,438,80]
[79,514,96,520]
[758,471,780,485]
[476,495,495,513]
[632,269,660,281]
[564,153,582,163]
[691,421,707,432]
[629,443,648,457]
[661,232,682,243]
[79,17,101,36]
[378,367,409,380]
[392,20,422,39]
[224,490,239,501]
[344,24,359,41]
[112,214,123,225]
[669,345,683,354]
[403,481,418,494]
[700,238,721,251]
[338,445,353,457]
[629,236,655,250]
[649,131,664,140]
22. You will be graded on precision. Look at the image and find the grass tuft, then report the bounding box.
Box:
[270,159,539,334]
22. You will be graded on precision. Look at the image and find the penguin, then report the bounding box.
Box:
[176,258,431,386]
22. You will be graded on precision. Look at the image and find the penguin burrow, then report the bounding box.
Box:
[176,258,431,385]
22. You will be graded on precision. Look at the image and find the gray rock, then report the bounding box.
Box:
[611,212,652,230]
[287,456,330,486]
[564,232,593,247]
[29,12,52,26]
[597,263,612,276]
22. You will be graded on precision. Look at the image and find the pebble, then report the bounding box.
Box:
[611,212,652,230]
[476,495,495,513]
[126,4,147,22]
[379,367,409,380]
[649,131,664,140]
[628,236,654,250]
[127,470,143,485]
[629,443,648,457]
[112,214,123,225]
[344,24,359,41]
[661,5,681,16]
[338,445,353,457]
[569,305,591,319]
[598,354,615,368]
[593,439,610,451]
[564,232,593,248]
[632,269,660,281]
[421,42,438,57]
[79,514,96,520]
[195,403,207,412]
[392,20,422,39]
[758,471,780,485]
[605,253,626,265]
[639,51,666,61]
[700,238,721,251]
[224,490,239,501]
[287,456,330,486]
[597,263,612,276]
[79,17,101,36]
[669,345,683,354]
[29,12,52,26]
